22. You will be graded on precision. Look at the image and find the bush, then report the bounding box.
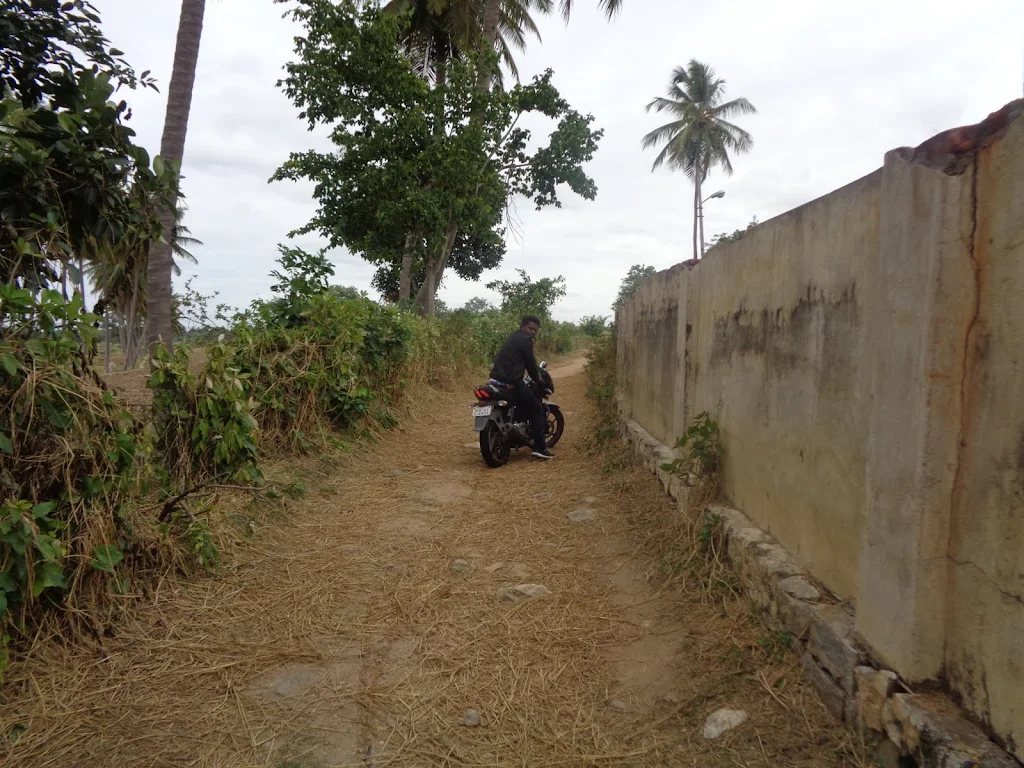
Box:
[578,314,609,337]
[228,296,392,450]
[0,287,148,674]
[584,330,618,445]
[149,341,262,487]
[537,320,575,358]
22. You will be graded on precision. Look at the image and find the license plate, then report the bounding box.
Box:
[472,406,492,417]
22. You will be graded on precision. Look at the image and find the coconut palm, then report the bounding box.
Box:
[385,0,547,86]
[145,0,206,359]
[642,60,756,260]
[478,0,623,82]
[170,205,202,274]
[90,203,201,371]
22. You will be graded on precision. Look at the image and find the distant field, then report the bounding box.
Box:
[100,347,208,414]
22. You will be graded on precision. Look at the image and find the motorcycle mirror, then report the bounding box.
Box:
[540,361,548,369]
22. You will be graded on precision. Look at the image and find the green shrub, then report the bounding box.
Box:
[661,412,723,476]
[0,287,146,675]
[148,340,262,487]
[584,330,618,445]
[578,314,609,337]
[227,295,418,450]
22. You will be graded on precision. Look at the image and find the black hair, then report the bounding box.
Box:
[520,315,541,328]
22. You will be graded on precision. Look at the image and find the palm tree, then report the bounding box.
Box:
[385,0,547,88]
[479,0,623,82]
[642,60,756,261]
[171,205,202,274]
[90,202,201,371]
[145,0,206,360]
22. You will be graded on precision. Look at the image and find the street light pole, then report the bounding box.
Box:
[698,190,725,258]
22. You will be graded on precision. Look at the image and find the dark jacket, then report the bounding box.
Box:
[489,330,542,386]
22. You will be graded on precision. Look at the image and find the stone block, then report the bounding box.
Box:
[802,652,847,721]
[886,694,1019,768]
[808,605,864,694]
[855,666,898,733]
[776,588,817,639]
[778,576,821,602]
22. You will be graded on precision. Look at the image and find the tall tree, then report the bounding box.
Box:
[145,0,206,358]
[641,60,756,260]
[274,1,601,316]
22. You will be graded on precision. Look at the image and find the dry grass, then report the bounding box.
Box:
[0,360,876,767]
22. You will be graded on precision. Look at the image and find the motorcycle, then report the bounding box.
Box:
[470,361,565,468]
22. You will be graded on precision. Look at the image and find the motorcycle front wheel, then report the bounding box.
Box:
[545,406,565,448]
[480,421,511,468]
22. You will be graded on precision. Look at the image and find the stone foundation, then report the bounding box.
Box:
[622,417,1020,768]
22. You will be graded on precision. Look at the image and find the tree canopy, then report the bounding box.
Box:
[0,0,174,291]
[613,264,656,310]
[272,0,602,313]
[486,268,566,320]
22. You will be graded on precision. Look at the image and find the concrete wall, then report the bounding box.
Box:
[615,100,1024,759]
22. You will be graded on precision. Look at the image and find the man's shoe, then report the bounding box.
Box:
[532,449,554,460]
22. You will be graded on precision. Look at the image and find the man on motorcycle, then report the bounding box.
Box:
[489,315,554,460]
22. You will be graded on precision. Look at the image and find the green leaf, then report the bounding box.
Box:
[0,571,17,593]
[34,537,59,561]
[56,113,77,134]
[32,561,66,597]
[31,501,57,519]
[0,591,6,619]
[0,432,11,455]
[2,353,19,378]
[90,544,123,574]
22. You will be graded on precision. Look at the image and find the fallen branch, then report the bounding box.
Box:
[156,474,266,522]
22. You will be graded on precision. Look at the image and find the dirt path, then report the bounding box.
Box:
[2,360,865,767]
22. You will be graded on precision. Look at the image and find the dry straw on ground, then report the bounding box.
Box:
[1,360,875,767]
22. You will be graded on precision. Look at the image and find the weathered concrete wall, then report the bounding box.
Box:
[616,265,687,446]
[615,100,1024,761]
[944,110,1024,758]
[688,172,880,599]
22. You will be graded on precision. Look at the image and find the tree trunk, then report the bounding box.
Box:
[432,217,459,288]
[124,267,142,370]
[116,312,127,359]
[413,218,459,313]
[104,314,111,374]
[691,172,699,262]
[146,0,206,364]
[398,234,414,302]
[697,179,706,259]
[419,258,437,317]
[476,0,501,91]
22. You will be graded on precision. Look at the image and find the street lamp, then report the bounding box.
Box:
[698,190,725,258]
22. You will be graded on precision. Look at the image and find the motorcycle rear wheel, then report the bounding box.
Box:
[545,406,565,448]
[480,421,511,468]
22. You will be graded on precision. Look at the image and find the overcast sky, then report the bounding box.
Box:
[92,0,1023,321]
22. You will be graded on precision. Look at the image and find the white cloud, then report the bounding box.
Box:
[93,0,1024,320]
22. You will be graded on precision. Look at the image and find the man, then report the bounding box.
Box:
[489,315,554,460]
